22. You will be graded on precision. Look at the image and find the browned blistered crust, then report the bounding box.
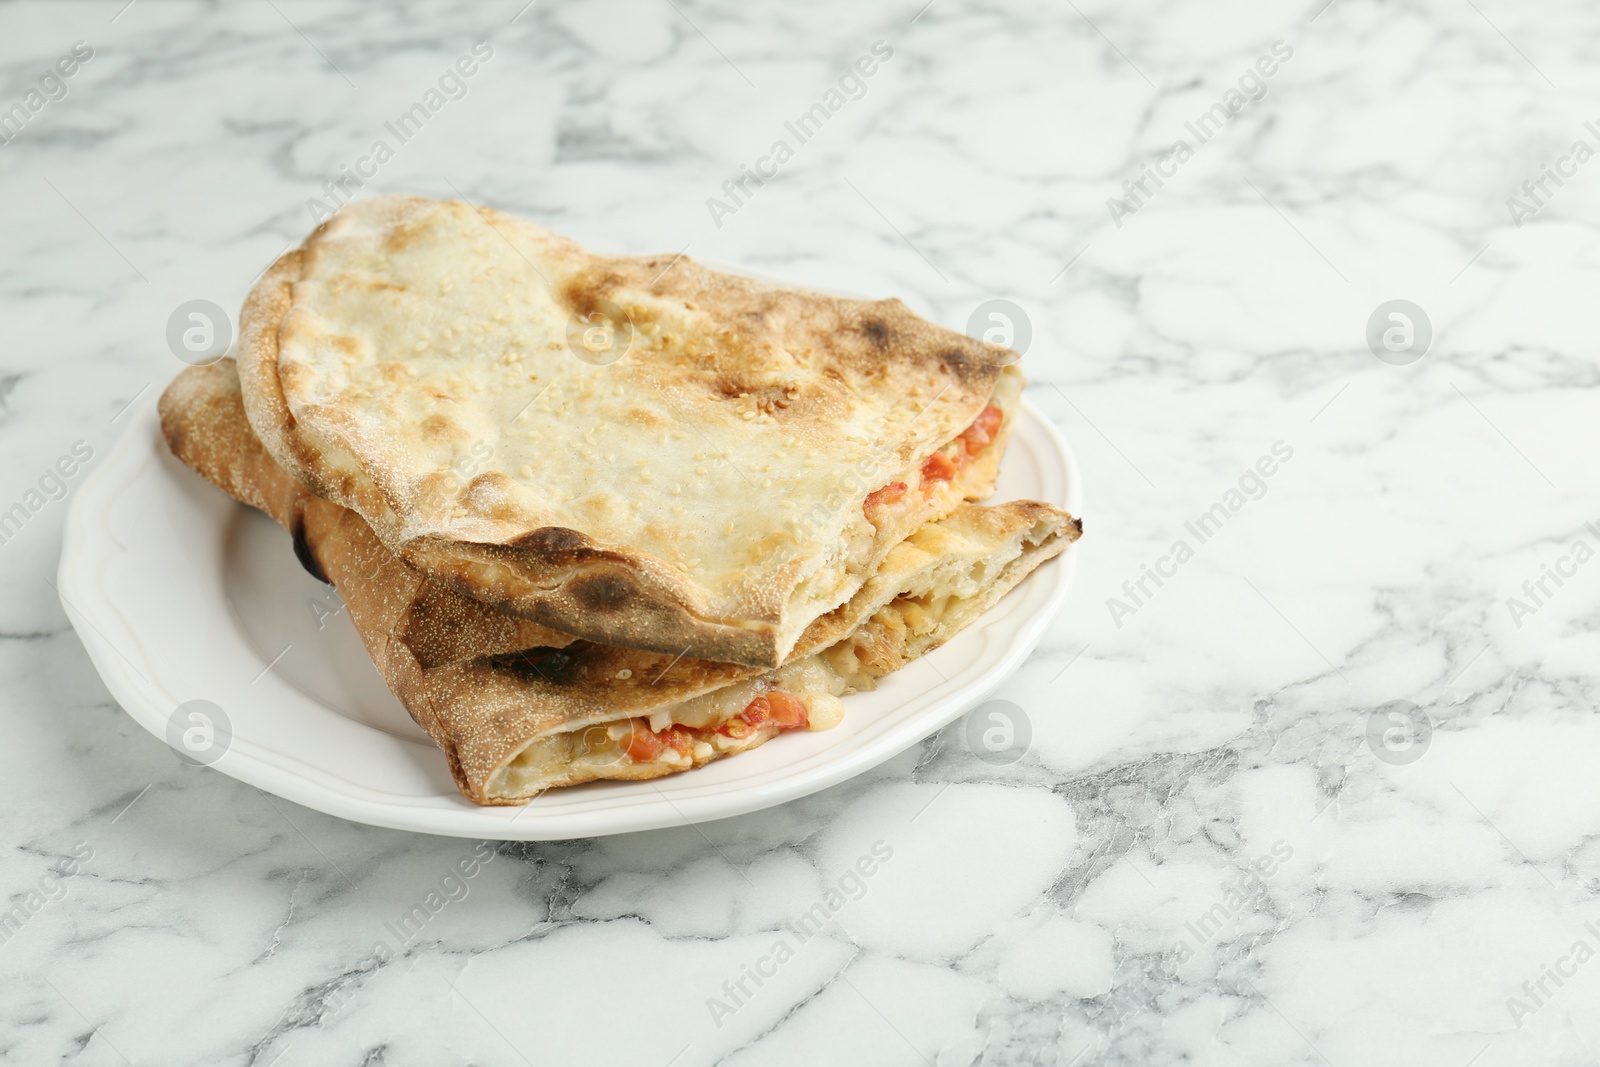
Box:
[235,195,1024,667]
[160,361,1075,804]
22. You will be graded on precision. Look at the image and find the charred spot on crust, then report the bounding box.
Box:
[509,526,592,557]
[569,572,632,610]
[860,318,891,347]
[939,347,973,375]
[487,644,589,685]
[938,345,996,385]
[289,516,330,585]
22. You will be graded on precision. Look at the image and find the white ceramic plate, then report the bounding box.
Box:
[59,368,1080,841]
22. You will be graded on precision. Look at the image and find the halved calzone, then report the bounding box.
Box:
[161,361,1077,804]
[236,195,1023,667]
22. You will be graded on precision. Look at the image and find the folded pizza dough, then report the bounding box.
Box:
[236,195,1024,667]
[162,361,1078,804]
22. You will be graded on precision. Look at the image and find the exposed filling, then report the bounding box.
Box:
[492,511,1039,796]
[825,514,1054,683]
[491,658,851,794]
[824,585,977,682]
[864,404,1004,522]
[612,688,813,763]
[486,402,1041,798]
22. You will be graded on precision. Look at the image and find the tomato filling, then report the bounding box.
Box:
[866,404,1003,516]
[920,451,958,483]
[719,690,808,737]
[617,691,810,760]
[960,404,1004,453]
[864,482,907,510]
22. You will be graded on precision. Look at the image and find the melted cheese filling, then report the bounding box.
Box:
[489,658,850,796]
[822,519,1041,685]
[488,563,995,798]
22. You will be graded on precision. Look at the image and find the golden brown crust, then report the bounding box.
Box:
[234,195,1023,667]
[160,360,1075,804]
[165,362,808,799]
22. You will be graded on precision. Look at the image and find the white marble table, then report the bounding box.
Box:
[3,0,1598,1063]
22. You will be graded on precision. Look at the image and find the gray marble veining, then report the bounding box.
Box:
[2,0,1598,1063]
